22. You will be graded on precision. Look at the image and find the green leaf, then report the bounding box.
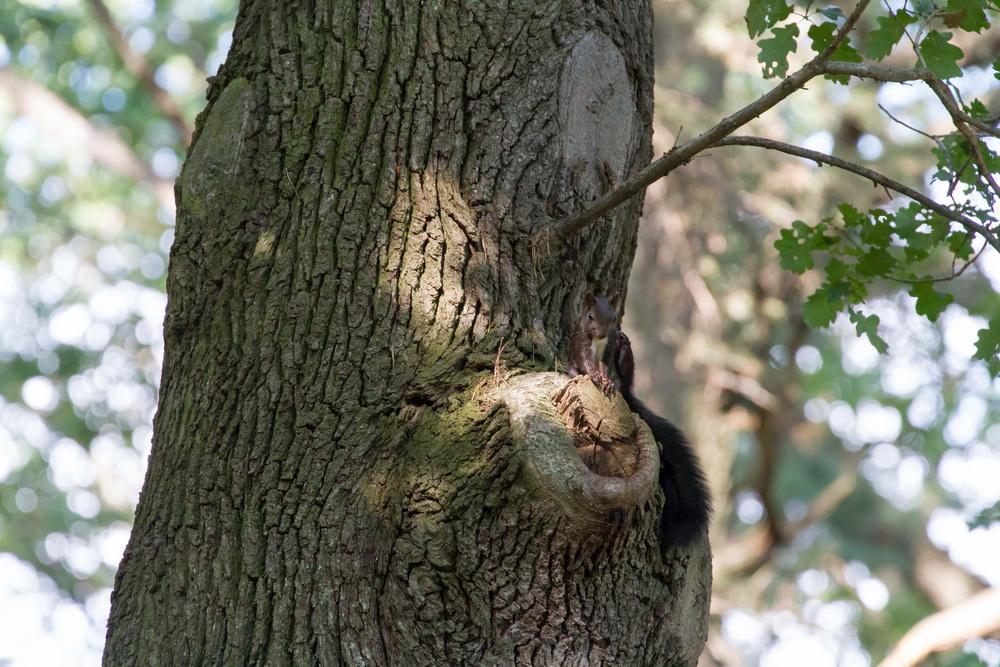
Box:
[904,234,935,261]
[969,500,1000,529]
[808,22,863,82]
[980,139,1000,173]
[746,0,792,37]
[866,11,917,60]
[894,206,949,261]
[820,6,846,21]
[947,231,974,259]
[918,31,965,79]
[808,22,837,51]
[849,308,889,353]
[972,317,1000,377]
[861,214,893,248]
[931,133,984,187]
[803,285,844,328]
[973,318,1000,363]
[845,276,868,304]
[942,0,990,33]
[893,203,924,240]
[909,281,953,320]
[758,23,799,78]
[774,220,824,274]
[966,99,990,120]
[826,257,850,282]
[831,38,863,64]
[994,56,1000,81]
[857,248,897,277]
[838,203,865,228]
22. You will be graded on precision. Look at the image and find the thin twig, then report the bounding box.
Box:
[877,102,941,142]
[925,78,1000,201]
[822,61,932,82]
[947,153,975,198]
[86,0,193,145]
[797,62,1000,199]
[826,217,987,284]
[820,62,999,139]
[715,135,1000,252]
[843,74,992,200]
[948,241,989,281]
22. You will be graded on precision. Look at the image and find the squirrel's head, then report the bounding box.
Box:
[582,291,618,337]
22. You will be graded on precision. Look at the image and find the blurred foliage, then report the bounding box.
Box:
[0,0,997,665]
[0,0,232,662]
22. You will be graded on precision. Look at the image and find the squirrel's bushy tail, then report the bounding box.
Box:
[626,397,712,547]
[609,330,711,547]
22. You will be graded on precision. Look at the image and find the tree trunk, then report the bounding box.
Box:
[104,1,710,664]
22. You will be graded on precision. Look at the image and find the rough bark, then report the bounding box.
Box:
[104,1,711,664]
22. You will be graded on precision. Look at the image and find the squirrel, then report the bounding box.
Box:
[567,292,618,396]
[567,292,712,547]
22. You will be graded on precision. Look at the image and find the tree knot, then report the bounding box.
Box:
[554,376,643,478]
[500,373,659,531]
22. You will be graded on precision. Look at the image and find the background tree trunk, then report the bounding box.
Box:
[104,1,711,664]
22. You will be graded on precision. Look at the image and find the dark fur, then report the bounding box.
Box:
[566,293,712,547]
[567,292,617,394]
[609,331,712,548]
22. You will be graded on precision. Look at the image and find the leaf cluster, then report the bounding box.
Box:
[776,202,1000,365]
[747,0,997,80]
[747,0,1000,372]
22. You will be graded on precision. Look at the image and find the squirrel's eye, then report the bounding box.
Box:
[588,313,594,320]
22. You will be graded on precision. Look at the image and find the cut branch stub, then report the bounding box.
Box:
[502,373,658,533]
[554,375,641,477]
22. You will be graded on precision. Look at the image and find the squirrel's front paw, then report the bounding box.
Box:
[589,372,615,397]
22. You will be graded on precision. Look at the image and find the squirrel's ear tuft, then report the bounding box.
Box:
[582,291,595,306]
[610,294,619,309]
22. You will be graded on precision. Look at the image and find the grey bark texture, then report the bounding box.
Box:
[104,1,711,665]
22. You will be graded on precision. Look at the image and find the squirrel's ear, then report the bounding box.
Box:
[582,291,595,306]
[610,294,619,309]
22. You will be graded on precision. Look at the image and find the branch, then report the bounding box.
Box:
[85,0,193,145]
[787,468,858,533]
[715,136,1000,253]
[820,62,999,139]
[875,101,972,197]
[949,112,998,140]
[535,0,872,243]
[821,61,1000,203]
[877,102,941,142]
[822,61,933,83]
[925,78,1000,200]
[878,587,1000,667]
[914,537,987,610]
[708,368,779,411]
